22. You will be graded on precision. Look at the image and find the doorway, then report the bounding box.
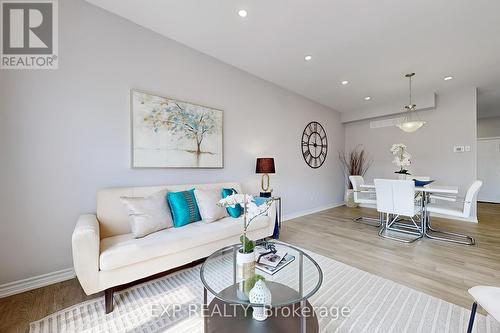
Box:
[477,137,500,203]
[477,88,500,210]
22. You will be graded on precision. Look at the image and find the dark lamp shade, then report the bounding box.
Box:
[256,158,275,174]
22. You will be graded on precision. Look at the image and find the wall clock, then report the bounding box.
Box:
[301,121,328,169]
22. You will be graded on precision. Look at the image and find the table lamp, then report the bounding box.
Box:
[256,158,275,198]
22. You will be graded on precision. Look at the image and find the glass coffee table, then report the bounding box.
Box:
[200,241,323,333]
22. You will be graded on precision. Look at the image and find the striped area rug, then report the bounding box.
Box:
[30,248,500,333]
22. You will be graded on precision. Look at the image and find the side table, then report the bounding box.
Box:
[256,195,282,239]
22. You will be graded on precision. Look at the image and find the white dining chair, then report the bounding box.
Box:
[424,180,481,245]
[467,286,500,333]
[349,175,381,227]
[374,179,423,243]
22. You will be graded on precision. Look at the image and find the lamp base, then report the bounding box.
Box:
[260,192,272,198]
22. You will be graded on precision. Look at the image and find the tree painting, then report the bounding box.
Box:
[143,100,218,159]
[132,91,223,168]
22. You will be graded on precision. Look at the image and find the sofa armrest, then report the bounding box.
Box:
[72,214,100,295]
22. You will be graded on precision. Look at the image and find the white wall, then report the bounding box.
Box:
[0,0,344,284]
[477,116,500,138]
[345,88,478,214]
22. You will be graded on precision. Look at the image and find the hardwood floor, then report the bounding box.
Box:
[1,203,499,332]
[0,278,99,333]
[280,202,500,310]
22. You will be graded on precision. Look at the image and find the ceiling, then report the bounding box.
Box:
[86,0,500,113]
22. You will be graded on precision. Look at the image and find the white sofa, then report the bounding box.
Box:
[72,182,276,312]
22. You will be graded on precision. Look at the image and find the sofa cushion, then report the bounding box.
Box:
[99,215,269,271]
[120,190,173,238]
[97,183,242,238]
[167,189,201,227]
[194,188,228,223]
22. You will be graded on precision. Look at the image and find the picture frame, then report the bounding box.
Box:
[130,90,224,168]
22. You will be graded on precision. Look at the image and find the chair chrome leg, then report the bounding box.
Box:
[391,224,421,232]
[378,214,422,243]
[391,217,423,232]
[467,302,477,333]
[425,215,475,245]
[379,226,422,243]
[353,213,382,227]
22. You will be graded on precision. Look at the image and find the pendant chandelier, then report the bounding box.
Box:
[397,73,426,133]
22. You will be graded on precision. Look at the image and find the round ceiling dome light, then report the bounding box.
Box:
[444,76,453,81]
[397,121,426,133]
[238,9,248,18]
[364,96,371,101]
[341,80,349,85]
[304,55,312,61]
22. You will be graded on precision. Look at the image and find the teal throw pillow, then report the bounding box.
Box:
[221,188,243,218]
[167,189,201,227]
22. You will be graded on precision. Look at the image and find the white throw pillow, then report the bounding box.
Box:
[121,190,173,238]
[194,188,228,223]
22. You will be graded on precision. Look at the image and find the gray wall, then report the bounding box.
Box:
[0,0,344,284]
[345,88,478,210]
[477,116,500,138]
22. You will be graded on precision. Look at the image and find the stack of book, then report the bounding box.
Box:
[254,245,295,275]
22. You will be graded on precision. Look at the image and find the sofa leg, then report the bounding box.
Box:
[105,288,114,314]
[467,302,477,333]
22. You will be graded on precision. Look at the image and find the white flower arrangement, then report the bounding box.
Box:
[390,143,411,174]
[218,194,273,253]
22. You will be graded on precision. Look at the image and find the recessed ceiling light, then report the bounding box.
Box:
[444,76,453,81]
[238,9,247,18]
[304,55,312,61]
[341,80,349,85]
[364,96,371,101]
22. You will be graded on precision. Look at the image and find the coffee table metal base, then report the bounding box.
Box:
[203,284,318,333]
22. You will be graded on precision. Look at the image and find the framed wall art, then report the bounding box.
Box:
[131,90,223,168]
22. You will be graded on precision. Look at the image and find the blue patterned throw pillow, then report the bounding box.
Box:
[167,189,201,227]
[221,188,243,218]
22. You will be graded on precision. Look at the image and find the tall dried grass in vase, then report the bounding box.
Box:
[338,145,373,207]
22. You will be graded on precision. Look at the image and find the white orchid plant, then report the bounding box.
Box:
[390,143,411,175]
[218,194,273,253]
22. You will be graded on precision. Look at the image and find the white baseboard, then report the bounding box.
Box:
[358,204,478,223]
[0,268,75,299]
[283,202,344,222]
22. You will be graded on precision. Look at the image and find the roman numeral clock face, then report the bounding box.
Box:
[301,121,328,169]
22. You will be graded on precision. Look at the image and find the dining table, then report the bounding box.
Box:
[360,183,460,242]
